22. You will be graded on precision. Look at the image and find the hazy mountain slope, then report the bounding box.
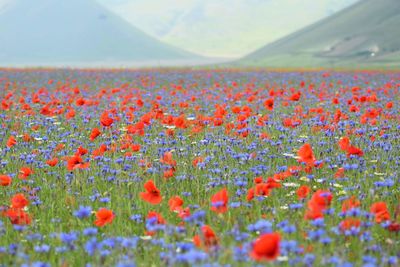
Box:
[239,0,400,68]
[0,0,197,65]
[98,0,358,58]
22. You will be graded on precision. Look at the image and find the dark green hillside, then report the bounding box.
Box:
[239,0,400,68]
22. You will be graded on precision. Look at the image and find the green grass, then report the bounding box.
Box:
[0,69,399,266]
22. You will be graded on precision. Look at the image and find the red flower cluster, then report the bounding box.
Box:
[305,190,333,220]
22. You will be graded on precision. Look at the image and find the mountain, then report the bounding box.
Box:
[98,0,358,58]
[0,0,198,66]
[239,0,400,68]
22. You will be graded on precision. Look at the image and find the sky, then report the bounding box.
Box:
[97,0,359,57]
[0,0,359,62]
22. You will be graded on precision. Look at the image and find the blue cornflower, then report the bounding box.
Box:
[55,246,68,253]
[229,201,241,208]
[9,243,19,255]
[34,244,50,253]
[116,261,136,267]
[100,249,111,257]
[30,262,51,267]
[121,237,138,249]
[308,229,325,240]
[73,206,92,219]
[85,238,99,256]
[184,210,205,225]
[83,227,98,236]
[289,203,303,210]
[130,214,143,223]
[99,197,110,203]
[387,256,398,265]
[303,253,316,265]
[60,232,78,244]
[176,249,208,264]
[310,218,325,227]
[13,225,27,232]
[320,236,332,245]
[247,219,273,233]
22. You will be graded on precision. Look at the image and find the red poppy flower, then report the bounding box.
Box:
[264,98,274,111]
[174,115,188,129]
[231,106,241,114]
[388,222,400,232]
[46,158,59,167]
[192,156,204,167]
[305,190,332,220]
[19,167,33,179]
[147,211,166,225]
[4,208,32,225]
[253,183,270,198]
[94,208,114,227]
[310,190,333,210]
[90,128,101,141]
[370,202,391,223]
[193,225,218,249]
[67,155,90,171]
[75,146,88,156]
[290,92,301,101]
[346,145,364,157]
[100,111,113,127]
[334,167,345,178]
[210,188,229,213]
[165,128,175,137]
[247,187,255,201]
[2,100,10,110]
[91,144,108,158]
[177,207,191,219]
[163,168,175,179]
[254,176,263,184]
[304,206,324,220]
[338,136,350,151]
[168,196,184,212]
[340,218,361,232]
[66,108,76,120]
[341,196,360,212]
[23,133,32,142]
[11,194,29,209]
[145,211,165,236]
[297,185,311,199]
[160,151,176,166]
[250,232,280,262]
[297,143,316,166]
[0,175,12,186]
[140,180,162,205]
[55,144,65,152]
[127,121,145,136]
[6,136,17,148]
[266,178,281,189]
[131,144,141,152]
[76,98,85,106]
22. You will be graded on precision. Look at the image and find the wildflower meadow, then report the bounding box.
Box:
[0,68,399,266]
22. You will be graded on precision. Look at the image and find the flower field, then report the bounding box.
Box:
[0,69,399,266]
